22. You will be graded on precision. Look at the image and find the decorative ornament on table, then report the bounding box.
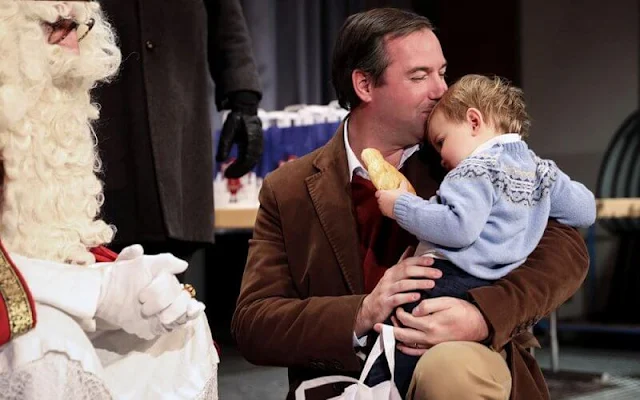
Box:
[221,158,243,203]
[278,154,298,168]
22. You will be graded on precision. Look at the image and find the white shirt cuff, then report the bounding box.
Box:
[352,331,368,348]
[10,253,105,320]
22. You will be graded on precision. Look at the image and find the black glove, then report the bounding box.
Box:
[216,91,264,179]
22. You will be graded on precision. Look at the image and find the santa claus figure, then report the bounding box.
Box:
[0,1,218,399]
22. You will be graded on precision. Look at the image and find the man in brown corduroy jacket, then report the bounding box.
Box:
[232,8,589,400]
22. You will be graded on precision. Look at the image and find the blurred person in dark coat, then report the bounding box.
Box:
[95,0,263,262]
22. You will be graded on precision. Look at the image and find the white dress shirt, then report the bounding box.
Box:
[343,118,420,349]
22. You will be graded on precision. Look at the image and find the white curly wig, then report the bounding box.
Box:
[0,1,121,265]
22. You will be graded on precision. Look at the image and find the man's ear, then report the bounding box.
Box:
[466,108,484,135]
[352,69,373,104]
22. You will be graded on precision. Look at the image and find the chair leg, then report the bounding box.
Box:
[550,310,560,372]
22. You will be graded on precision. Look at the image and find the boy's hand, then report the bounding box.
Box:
[375,180,409,218]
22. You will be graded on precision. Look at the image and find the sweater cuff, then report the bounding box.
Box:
[393,193,419,228]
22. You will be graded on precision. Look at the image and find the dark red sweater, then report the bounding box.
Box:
[351,175,418,293]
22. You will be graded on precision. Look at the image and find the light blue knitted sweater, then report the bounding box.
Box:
[394,140,596,280]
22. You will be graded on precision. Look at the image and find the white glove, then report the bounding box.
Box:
[95,245,204,340]
[117,245,206,332]
[138,272,206,328]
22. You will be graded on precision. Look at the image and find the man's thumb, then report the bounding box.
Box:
[116,244,144,261]
[398,246,415,262]
[147,254,189,276]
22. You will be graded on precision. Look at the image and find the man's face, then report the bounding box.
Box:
[43,20,80,54]
[40,2,94,54]
[369,29,448,146]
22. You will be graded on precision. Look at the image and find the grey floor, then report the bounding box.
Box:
[218,344,288,400]
[536,346,640,377]
[217,342,640,400]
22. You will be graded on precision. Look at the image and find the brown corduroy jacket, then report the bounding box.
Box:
[232,124,589,400]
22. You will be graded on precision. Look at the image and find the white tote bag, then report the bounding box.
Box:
[295,324,401,400]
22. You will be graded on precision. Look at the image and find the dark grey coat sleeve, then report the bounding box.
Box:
[204,0,262,110]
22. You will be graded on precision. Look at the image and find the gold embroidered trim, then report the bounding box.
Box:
[0,250,34,339]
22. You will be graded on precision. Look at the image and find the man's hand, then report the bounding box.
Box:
[116,244,205,333]
[375,181,410,218]
[354,247,442,337]
[373,296,490,356]
[216,91,264,179]
[138,271,205,329]
[96,245,205,340]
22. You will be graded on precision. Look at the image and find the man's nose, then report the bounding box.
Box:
[433,78,448,99]
[59,29,80,54]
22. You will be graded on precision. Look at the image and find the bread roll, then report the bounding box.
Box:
[361,148,416,194]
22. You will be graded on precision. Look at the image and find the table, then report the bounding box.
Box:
[214,207,258,231]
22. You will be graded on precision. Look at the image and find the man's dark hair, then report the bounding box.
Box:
[331,8,434,110]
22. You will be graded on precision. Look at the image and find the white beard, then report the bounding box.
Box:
[0,1,121,265]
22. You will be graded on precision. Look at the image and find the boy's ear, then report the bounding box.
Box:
[466,108,484,135]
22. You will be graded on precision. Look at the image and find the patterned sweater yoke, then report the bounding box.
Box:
[394,140,596,280]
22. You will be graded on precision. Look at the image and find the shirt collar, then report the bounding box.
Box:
[344,118,420,181]
[471,133,521,156]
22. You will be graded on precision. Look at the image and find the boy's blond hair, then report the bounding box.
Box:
[432,74,531,138]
